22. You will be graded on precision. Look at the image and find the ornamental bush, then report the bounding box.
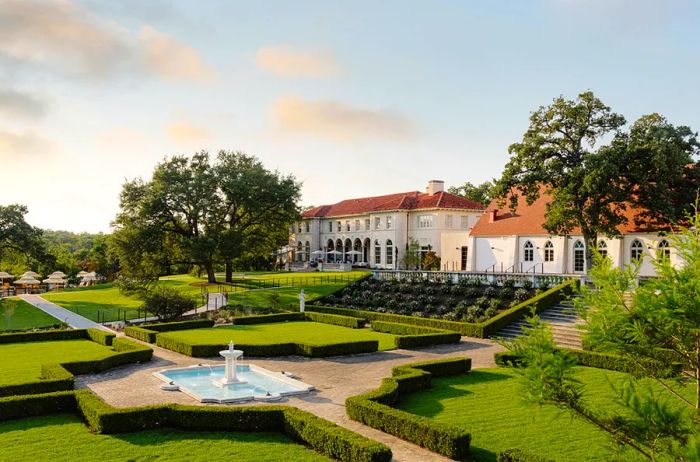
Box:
[142,286,197,320]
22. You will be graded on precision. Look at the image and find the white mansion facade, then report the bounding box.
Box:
[290,180,485,270]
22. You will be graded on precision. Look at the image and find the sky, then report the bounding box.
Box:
[1,0,699,233]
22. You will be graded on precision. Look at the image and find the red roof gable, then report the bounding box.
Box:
[470,192,667,237]
[302,190,484,219]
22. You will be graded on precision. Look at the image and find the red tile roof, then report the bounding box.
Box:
[302,191,484,219]
[470,191,666,237]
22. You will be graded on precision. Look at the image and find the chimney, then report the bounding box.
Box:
[489,210,498,223]
[426,180,444,195]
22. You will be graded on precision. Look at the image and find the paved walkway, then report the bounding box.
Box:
[18,294,114,332]
[76,336,504,461]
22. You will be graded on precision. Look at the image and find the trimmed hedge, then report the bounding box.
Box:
[0,336,152,398]
[0,391,77,421]
[497,449,557,462]
[123,326,157,343]
[156,333,378,358]
[230,313,304,325]
[370,321,461,349]
[494,348,682,378]
[125,319,215,343]
[304,311,366,329]
[346,357,472,460]
[309,279,578,339]
[0,328,86,344]
[86,328,115,346]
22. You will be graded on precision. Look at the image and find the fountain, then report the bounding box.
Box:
[213,341,246,387]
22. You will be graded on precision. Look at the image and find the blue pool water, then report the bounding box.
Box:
[157,365,311,403]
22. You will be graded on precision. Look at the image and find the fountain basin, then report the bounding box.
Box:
[154,364,314,404]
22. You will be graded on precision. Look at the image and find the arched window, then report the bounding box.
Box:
[631,239,644,261]
[523,241,534,262]
[657,239,670,260]
[374,240,382,265]
[297,241,303,262]
[544,241,554,262]
[386,240,394,265]
[597,240,608,259]
[304,241,310,262]
[573,240,585,272]
[304,221,310,233]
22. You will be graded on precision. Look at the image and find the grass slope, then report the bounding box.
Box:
[0,339,118,386]
[225,284,347,309]
[159,321,397,351]
[0,298,61,331]
[398,366,692,461]
[43,285,142,322]
[0,414,330,461]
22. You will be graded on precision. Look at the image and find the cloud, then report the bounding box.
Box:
[0,88,48,119]
[273,96,415,142]
[0,129,51,157]
[0,0,216,82]
[256,46,340,78]
[139,26,217,83]
[165,122,211,144]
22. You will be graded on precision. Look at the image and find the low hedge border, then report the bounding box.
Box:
[125,319,215,343]
[346,357,472,460]
[304,311,366,329]
[370,321,461,349]
[155,333,378,358]
[0,333,153,398]
[0,390,392,462]
[494,348,682,378]
[308,280,577,338]
[0,328,87,344]
[230,313,305,325]
[497,449,557,462]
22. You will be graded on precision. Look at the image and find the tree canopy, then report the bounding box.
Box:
[494,91,699,269]
[111,150,300,283]
[0,204,54,274]
[448,180,495,205]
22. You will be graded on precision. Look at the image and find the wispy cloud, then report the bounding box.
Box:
[165,121,211,144]
[273,96,415,142]
[0,129,50,158]
[0,0,216,82]
[0,88,48,119]
[256,46,340,78]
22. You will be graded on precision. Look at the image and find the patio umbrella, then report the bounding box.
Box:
[21,271,40,278]
[0,271,13,280]
[14,277,40,285]
[345,250,362,255]
[77,271,89,277]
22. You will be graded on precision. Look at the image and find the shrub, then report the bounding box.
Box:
[0,328,86,344]
[497,449,556,462]
[142,286,197,320]
[484,286,498,298]
[230,313,304,325]
[124,326,157,343]
[86,328,115,346]
[144,319,215,332]
[0,391,76,421]
[304,311,366,329]
[514,289,530,302]
[346,357,472,459]
[370,321,461,349]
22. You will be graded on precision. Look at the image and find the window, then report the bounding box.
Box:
[374,217,381,229]
[544,241,554,262]
[460,246,468,271]
[297,222,302,233]
[445,215,453,228]
[657,239,670,260]
[523,241,534,262]
[304,221,310,233]
[386,216,392,229]
[374,240,382,264]
[304,241,310,261]
[328,221,332,232]
[365,218,370,230]
[597,240,608,259]
[574,240,585,272]
[460,215,469,228]
[386,240,393,265]
[345,221,350,231]
[297,241,303,262]
[354,219,360,231]
[631,239,644,261]
[418,215,433,229]
[336,221,341,232]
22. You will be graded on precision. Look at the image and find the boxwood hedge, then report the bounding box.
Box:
[125,319,215,343]
[304,311,366,329]
[370,321,461,349]
[346,357,472,460]
[230,313,305,325]
[0,390,391,462]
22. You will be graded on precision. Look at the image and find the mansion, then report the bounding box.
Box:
[289,182,678,277]
[290,180,485,270]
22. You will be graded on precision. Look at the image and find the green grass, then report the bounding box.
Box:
[159,321,397,351]
[225,284,347,309]
[0,298,61,331]
[0,339,118,386]
[397,366,692,461]
[43,286,143,322]
[0,413,331,461]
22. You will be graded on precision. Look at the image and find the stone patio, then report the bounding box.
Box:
[77,336,504,462]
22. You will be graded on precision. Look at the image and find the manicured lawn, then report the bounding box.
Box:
[398,366,693,461]
[0,339,119,386]
[159,321,398,351]
[0,413,331,461]
[43,285,143,322]
[0,297,61,331]
[225,284,348,309]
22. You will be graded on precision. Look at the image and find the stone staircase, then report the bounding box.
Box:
[496,296,584,349]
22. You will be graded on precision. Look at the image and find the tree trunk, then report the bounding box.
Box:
[225,260,233,283]
[583,232,597,272]
[204,261,216,283]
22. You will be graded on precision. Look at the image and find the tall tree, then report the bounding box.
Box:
[495,91,698,269]
[0,204,54,272]
[448,180,495,205]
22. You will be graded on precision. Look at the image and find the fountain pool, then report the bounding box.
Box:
[154,364,314,403]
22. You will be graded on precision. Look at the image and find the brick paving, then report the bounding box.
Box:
[77,336,504,462]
